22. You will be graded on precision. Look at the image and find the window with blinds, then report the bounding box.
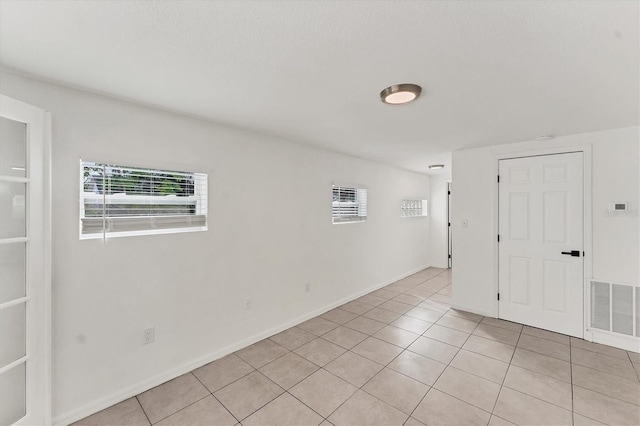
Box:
[80,161,207,239]
[332,185,367,224]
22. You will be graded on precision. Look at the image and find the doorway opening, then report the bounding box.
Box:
[447,182,452,269]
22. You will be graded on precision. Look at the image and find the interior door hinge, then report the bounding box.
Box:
[497,175,500,183]
[448,222,451,227]
[497,234,500,242]
[497,293,500,301]
[448,254,452,259]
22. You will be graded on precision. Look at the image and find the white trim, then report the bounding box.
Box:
[43,111,53,423]
[79,224,208,240]
[0,237,29,245]
[52,263,431,426]
[331,219,366,225]
[0,296,29,311]
[0,356,28,376]
[78,160,208,239]
[78,156,211,177]
[585,328,640,352]
[0,94,52,425]
[331,181,368,190]
[0,175,30,183]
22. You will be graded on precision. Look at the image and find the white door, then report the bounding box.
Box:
[0,95,50,425]
[498,152,584,337]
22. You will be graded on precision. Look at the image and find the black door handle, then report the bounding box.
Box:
[561,250,581,257]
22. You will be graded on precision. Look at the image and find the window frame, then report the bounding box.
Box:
[332,183,368,224]
[79,160,208,239]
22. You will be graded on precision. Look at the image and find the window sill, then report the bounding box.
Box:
[79,225,208,240]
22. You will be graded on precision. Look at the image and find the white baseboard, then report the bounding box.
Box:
[53,264,431,426]
[584,328,640,353]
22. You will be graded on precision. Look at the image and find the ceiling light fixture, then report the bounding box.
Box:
[380,83,422,105]
[535,135,554,141]
[429,164,445,170]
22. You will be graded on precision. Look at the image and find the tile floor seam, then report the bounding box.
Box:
[197,364,256,394]
[498,386,574,418]
[570,380,640,408]
[262,353,322,390]
[425,387,494,419]
[190,367,241,424]
[148,393,211,425]
[223,370,286,423]
[431,319,479,335]
[201,362,264,399]
[431,326,501,416]
[574,412,612,425]
[134,395,152,426]
[489,325,523,415]
[570,342,631,362]
[315,336,353,354]
[520,329,571,346]
[244,341,292,367]
[569,357,636,380]
[443,360,506,386]
[500,381,573,413]
[282,390,332,424]
[374,304,411,318]
[506,359,572,384]
[404,311,483,422]
[312,365,360,420]
[517,341,572,363]
[342,302,377,316]
[320,318,445,422]
[569,339,575,416]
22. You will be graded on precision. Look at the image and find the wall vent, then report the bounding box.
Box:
[590,280,639,337]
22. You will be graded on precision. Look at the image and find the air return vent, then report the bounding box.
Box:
[590,280,639,337]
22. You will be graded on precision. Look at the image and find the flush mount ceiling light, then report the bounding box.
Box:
[535,135,554,141]
[429,164,445,170]
[380,83,422,105]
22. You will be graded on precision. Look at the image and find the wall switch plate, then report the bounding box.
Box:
[462,219,469,228]
[305,283,311,293]
[244,297,252,310]
[144,327,155,345]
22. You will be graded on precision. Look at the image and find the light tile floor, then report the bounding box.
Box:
[75,268,640,426]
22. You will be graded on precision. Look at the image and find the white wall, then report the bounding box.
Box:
[451,127,640,316]
[428,175,450,269]
[0,71,432,423]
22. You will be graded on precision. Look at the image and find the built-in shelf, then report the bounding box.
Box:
[401,199,427,217]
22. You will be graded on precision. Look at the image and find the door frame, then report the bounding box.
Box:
[447,182,452,269]
[494,145,592,338]
[0,94,52,425]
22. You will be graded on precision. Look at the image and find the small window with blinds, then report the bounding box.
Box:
[332,184,367,224]
[80,161,207,239]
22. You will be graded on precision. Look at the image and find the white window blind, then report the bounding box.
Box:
[80,161,207,239]
[332,185,367,224]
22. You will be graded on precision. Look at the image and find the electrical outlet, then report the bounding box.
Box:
[305,283,311,293]
[244,297,252,310]
[144,327,155,345]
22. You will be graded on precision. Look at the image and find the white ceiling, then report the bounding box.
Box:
[1,1,638,175]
